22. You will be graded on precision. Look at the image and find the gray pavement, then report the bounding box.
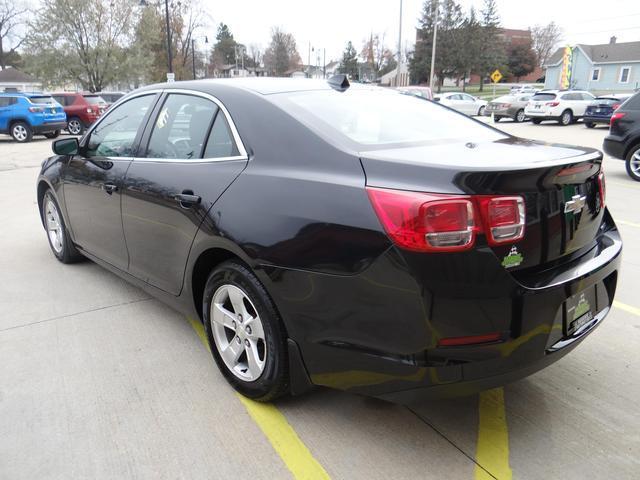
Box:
[1,122,639,480]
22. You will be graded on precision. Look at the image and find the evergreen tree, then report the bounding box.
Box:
[339,41,359,79]
[211,23,238,68]
[476,0,506,91]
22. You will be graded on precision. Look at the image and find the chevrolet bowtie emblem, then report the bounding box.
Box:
[564,194,586,214]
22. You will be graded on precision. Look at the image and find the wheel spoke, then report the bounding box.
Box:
[220,340,243,365]
[212,303,236,329]
[245,316,264,340]
[245,341,264,378]
[228,287,248,318]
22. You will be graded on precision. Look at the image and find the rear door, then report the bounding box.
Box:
[122,91,248,295]
[0,97,13,131]
[460,94,478,115]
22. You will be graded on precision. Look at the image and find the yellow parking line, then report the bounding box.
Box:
[188,317,331,480]
[616,219,640,228]
[614,301,640,317]
[475,388,512,480]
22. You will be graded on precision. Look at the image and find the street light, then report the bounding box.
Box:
[191,35,209,80]
[139,0,176,80]
[429,1,439,91]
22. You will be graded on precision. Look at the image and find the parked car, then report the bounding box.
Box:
[0,93,67,143]
[96,91,126,104]
[37,77,620,403]
[484,94,533,122]
[51,92,108,135]
[509,84,537,94]
[525,90,595,125]
[584,94,633,128]
[433,92,487,116]
[603,91,640,181]
[397,86,433,100]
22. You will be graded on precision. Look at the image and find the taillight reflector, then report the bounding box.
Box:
[438,332,502,347]
[546,101,560,107]
[366,187,526,252]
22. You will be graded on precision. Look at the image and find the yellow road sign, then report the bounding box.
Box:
[491,69,502,83]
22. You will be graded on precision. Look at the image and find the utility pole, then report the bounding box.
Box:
[429,1,439,91]
[395,0,403,86]
[192,38,196,79]
[164,0,172,75]
[323,48,326,78]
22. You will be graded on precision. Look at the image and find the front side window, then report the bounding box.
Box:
[591,68,600,81]
[619,67,631,83]
[146,94,218,160]
[85,94,155,158]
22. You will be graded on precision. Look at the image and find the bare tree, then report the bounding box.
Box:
[0,0,29,69]
[263,27,301,76]
[248,43,262,68]
[361,32,394,75]
[531,22,563,67]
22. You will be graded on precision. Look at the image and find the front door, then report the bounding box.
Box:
[62,93,158,270]
[122,92,248,295]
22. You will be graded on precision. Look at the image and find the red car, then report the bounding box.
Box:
[51,93,108,135]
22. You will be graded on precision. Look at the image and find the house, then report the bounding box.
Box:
[379,63,409,87]
[324,61,340,77]
[544,38,640,93]
[0,67,42,92]
[213,64,250,78]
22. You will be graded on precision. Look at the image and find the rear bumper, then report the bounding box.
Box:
[583,115,611,124]
[33,122,67,134]
[603,136,626,159]
[268,223,622,403]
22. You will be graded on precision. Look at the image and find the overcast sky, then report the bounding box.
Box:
[201,0,640,63]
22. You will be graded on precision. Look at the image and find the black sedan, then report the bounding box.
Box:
[584,94,633,128]
[37,77,621,403]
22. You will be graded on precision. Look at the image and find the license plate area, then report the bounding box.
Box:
[564,284,598,336]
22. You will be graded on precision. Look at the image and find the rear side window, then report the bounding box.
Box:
[86,94,155,158]
[203,112,240,158]
[277,89,505,148]
[532,93,556,101]
[0,97,18,106]
[84,95,106,105]
[146,93,218,160]
[623,92,640,110]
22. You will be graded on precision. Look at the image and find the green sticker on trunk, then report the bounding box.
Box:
[502,246,523,268]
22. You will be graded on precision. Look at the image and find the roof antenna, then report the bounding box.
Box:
[327,74,350,92]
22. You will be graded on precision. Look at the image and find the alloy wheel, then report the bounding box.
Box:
[210,284,267,382]
[561,111,571,125]
[13,124,28,142]
[44,198,64,254]
[68,120,82,135]
[630,151,640,176]
[516,110,526,122]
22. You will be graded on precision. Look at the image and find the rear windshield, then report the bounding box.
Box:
[593,98,620,105]
[531,93,556,101]
[83,95,106,104]
[275,88,505,148]
[621,93,640,110]
[29,96,55,104]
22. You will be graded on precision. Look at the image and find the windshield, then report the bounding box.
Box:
[532,93,557,101]
[29,96,56,104]
[276,88,505,148]
[84,95,106,105]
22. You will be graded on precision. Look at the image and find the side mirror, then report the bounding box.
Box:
[433,97,441,102]
[52,137,79,156]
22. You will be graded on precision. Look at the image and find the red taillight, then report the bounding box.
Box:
[598,170,606,209]
[366,188,476,252]
[546,101,559,107]
[612,103,620,110]
[366,187,526,252]
[28,106,44,113]
[610,112,626,126]
[438,332,502,347]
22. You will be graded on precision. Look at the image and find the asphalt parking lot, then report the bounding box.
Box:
[1,121,639,480]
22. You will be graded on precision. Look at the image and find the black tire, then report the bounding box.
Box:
[493,116,501,123]
[532,118,542,125]
[514,109,526,123]
[44,130,61,139]
[203,260,289,401]
[478,105,486,116]
[559,109,573,126]
[10,121,33,143]
[67,117,84,135]
[625,145,640,182]
[41,190,84,263]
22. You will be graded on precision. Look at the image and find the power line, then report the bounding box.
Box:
[571,25,640,35]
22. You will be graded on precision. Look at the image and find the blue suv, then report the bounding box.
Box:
[0,93,67,143]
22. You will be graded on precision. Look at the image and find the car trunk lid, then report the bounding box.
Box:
[361,138,605,271]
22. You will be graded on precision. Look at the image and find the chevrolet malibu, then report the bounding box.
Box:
[37,77,621,403]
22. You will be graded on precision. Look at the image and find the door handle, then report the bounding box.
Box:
[102,183,118,195]
[175,190,201,208]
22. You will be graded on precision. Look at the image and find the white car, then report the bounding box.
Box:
[510,84,537,94]
[433,92,487,116]
[524,90,596,126]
